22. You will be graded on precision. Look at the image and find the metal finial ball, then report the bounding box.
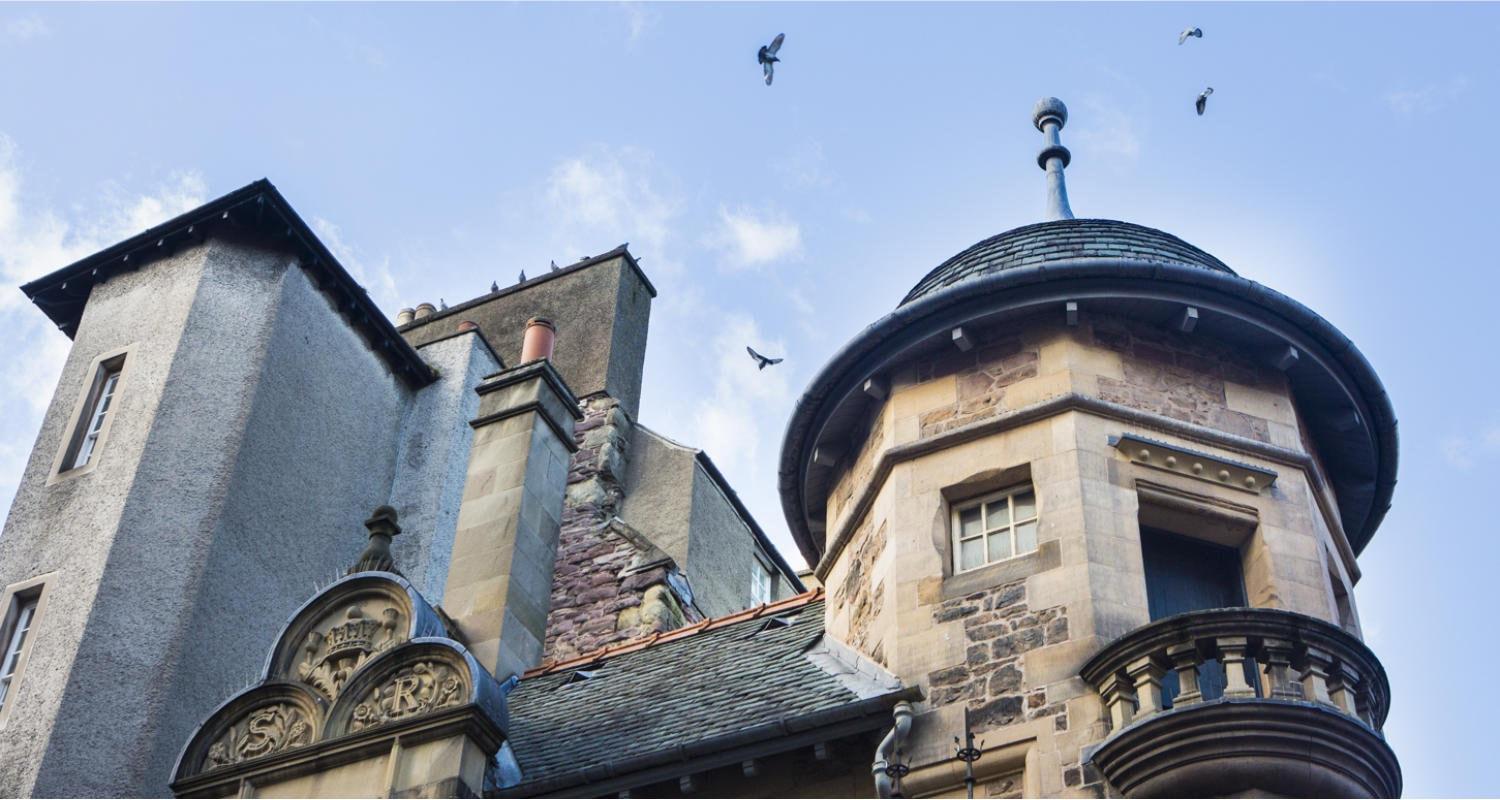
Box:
[1033,97,1068,131]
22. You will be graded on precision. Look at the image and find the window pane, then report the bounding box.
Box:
[985,500,1010,529]
[959,506,983,539]
[1015,521,1038,554]
[1013,491,1036,521]
[960,538,984,571]
[987,531,1012,562]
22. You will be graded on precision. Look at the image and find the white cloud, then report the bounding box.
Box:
[688,313,792,482]
[619,2,658,43]
[1385,76,1469,116]
[706,206,802,270]
[1072,96,1142,163]
[0,132,205,512]
[311,216,400,312]
[772,140,835,190]
[545,147,682,273]
[1441,421,1500,470]
[3,14,50,41]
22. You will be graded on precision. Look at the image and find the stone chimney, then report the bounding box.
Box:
[443,321,581,680]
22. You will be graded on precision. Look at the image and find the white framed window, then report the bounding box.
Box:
[751,561,773,607]
[55,352,128,477]
[0,595,39,714]
[952,484,1039,573]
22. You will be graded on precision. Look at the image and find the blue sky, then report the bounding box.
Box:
[0,3,1495,795]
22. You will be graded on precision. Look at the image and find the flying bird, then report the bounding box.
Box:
[491,281,499,293]
[1195,87,1213,116]
[747,346,783,370]
[1178,26,1203,45]
[758,33,785,86]
[518,270,527,283]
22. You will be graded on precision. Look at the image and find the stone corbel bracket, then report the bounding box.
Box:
[1111,433,1277,494]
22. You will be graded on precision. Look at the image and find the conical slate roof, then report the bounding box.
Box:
[902,218,1234,306]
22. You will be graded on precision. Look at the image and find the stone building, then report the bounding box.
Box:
[0,98,1400,798]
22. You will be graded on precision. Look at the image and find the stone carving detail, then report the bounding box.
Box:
[350,661,466,733]
[296,604,405,700]
[205,704,312,770]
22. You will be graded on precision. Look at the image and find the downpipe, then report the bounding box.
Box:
[872,701,915,798]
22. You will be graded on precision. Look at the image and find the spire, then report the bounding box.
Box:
[349,505,402,575]
[1032,97,1075,221]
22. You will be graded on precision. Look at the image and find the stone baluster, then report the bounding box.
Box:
[1299,646,1336,707]
[1166,643,1203,707]
[1099,672,1137,732]
[1216,636,1257,699]
[1259,638,1302,701]
[1328,662,1360,717]
[1126,656,1168,718]
[1355,684,1379,730]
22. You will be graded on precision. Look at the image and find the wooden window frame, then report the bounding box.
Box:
[951,483,1039,574]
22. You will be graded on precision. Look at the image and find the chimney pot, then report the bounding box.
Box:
[456,320,478,333]
[414,302,436,320]
[396,307,415,326]
[521,317,556,363]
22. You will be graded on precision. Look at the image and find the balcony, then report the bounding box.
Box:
[1080,608,1400,798]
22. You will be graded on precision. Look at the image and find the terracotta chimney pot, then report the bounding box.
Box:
[521,317,556,363]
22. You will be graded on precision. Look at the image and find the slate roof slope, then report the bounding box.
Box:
[502,592,909,795]
[902,218,1234,305]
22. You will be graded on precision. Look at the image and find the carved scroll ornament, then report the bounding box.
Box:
[350,661,466,733]
[205,704,313,770]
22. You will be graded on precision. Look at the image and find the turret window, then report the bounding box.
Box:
[53,349,129,479]
[952,484,1039,572]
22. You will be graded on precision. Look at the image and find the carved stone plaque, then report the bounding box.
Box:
[295,602,405,701]
[205,704,313,770]
[350,661,466,733]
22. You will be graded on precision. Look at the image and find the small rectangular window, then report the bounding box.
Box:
[0,596,37,713]
[61,357,124,472]
[952,484,1039,574]
[751,562,773,606]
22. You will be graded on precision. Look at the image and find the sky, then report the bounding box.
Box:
[0,2,1496,795]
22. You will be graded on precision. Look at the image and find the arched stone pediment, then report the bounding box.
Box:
[173,571,504,786]
[264,572,447,703]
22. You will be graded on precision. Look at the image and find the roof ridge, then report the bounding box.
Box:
[525,587,825,677]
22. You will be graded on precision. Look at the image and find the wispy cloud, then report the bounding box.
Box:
[545,147,682,273]
[312,216,400,312]
[706,206,802,270]
[772,139,835,190]
[1072,95,1142,163]
[3,14,50,41]
[1385,76,1469,116]
[0,132,205,511]
[619,2,659,43]
[1441,421,1500,470]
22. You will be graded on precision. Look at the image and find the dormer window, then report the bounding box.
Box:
[952,484,1038,573]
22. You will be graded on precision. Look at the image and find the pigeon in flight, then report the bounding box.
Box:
[491,281,499,293]
[1178,26,1203,45]
[1195,87,1214,116]
[518,270,527,283]
[747,346,783,370]
[758,33,785,86]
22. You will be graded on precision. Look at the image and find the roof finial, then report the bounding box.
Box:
[349,505,402,575]
[1032,97,1075,221]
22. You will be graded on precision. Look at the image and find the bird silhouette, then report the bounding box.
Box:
[1178,26,1203,45]
[758,33,785,86]
[491,281,499,293]
[747,346,783,370]
[439,298,448,310]
[1196,87,1214,116]
[518,270,526,283]
[550,260,559,272]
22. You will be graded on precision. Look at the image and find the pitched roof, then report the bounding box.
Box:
[501,592,911,796]
[19,179,435,388]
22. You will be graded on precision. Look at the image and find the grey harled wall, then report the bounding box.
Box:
[388,333,500,603]
[0,238,428,797]
[619,427,789,618]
